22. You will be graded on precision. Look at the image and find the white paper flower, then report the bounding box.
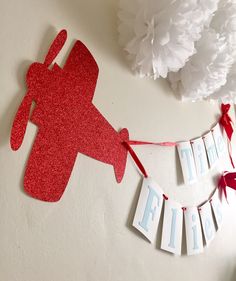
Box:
[209,0,236,103]
[210,64,236,103]
[169,0,236,101]
[118,0,218,79]
[169,29,234,101]
[210,0,236,52]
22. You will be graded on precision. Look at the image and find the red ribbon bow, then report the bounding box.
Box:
[220,104,233,140]
[219,104,235,168]
[218,171,236,202]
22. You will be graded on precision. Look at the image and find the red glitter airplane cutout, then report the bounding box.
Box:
[11,29,129,202]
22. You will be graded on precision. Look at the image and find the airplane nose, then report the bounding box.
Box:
[113,128,129,183]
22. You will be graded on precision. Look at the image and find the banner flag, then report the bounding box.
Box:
[212,123,227,158]
[161,199,183,255]
[211,189,224,229]
[191,137,209,177]
[178,141,197,185]
[133,177,164,243]
[203,131,218,168]
[199,201,216,246]
[184,207,204,255]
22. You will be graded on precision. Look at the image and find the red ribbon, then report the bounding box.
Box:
[123,141,148,178]
[220,104,233,140]
[218,171,236,202]
[123,141,170,200]
[127,140,177,147]
[123,140,176,178]
[219,104,235,168]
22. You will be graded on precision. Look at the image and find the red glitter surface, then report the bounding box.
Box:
[11,30,129,202]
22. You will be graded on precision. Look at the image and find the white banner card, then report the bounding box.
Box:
[133,177,164,243]
[203,131,218,168]
[199,201,216,246]
[191,137,209,177]
[184,207,203,255]
[210,189,223,229]
[211,123,227,158]
[161,199,183,255]
[177,141,197,185]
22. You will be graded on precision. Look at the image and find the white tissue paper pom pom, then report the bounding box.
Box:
[169,0,236,101]
[210,0,236,51]
[210,65,236,103]
[169,29,234,101]
[118,0,218,79]
[209,0,236,103]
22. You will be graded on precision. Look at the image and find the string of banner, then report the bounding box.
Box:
[122,104,236,256]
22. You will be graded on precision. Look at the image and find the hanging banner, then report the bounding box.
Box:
[199,201,216,246]
[133,177,164,243]
[126,106,234,256]
[174,121,230,185]
[161,199,183,255]
[203,131,218,168]
[191,137,209,177]
[177,141,197,185]
[130,176,231,256]
[184,207,203,256]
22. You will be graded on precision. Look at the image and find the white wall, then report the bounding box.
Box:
[1,0,236,280]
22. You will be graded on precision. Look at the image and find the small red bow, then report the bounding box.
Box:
[218,172,236,202]
[219,104,235,168]
[220,104,233,140]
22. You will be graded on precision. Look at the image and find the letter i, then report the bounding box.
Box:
[192,214,199,250]
[168,208,177,249]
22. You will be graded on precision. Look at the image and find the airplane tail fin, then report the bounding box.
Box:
[114,128,129,183]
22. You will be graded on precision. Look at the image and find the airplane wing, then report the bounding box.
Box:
[63,40,99,102]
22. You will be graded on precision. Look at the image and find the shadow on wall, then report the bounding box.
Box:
[0,60,29,148]
[219,263,236,281]
[56,0,129,68]
[229,267,236,281]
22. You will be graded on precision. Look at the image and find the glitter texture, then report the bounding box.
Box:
[11,30,129,202]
